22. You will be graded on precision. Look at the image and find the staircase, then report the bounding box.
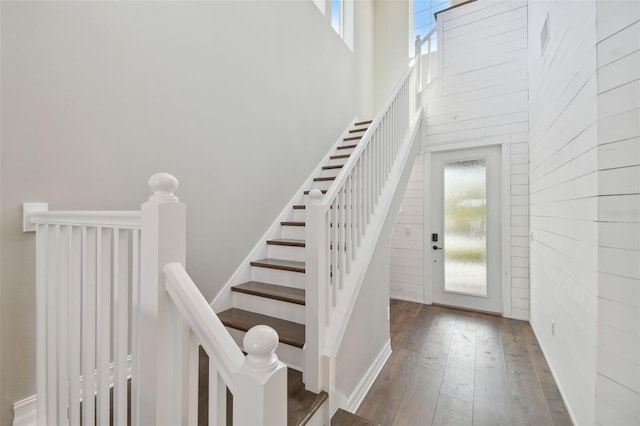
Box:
[29,47,423,424]
[215,120,373,423]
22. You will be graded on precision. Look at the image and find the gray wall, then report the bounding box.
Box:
[373,0,411,111]
[0,1,375,422]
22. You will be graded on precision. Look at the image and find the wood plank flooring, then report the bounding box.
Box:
[357,300,573,426]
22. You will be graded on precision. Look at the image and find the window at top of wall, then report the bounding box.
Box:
[413,0,449,54]
[331,0,354,51]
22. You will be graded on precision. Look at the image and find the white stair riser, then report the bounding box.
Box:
[226,327,303,372]
[232,291,305,324]
[267,244,306,262]
[293,209,306,222]
[280,225,305,240]
[251,267,306,289]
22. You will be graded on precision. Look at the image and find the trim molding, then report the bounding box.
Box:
[345,340,392,412]
[530,322,578,426]
[13,395,36,426]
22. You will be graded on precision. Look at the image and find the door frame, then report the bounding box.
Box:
[423,142,512,317]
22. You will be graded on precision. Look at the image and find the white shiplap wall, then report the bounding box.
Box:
[392,0,530,317]
[436,0,530,320]
[390,153,425,302]
[529,1,600,424]
[595,2,640,424]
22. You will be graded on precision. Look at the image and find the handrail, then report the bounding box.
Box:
[415,24,439,90]
[305,59,422,394]
[417,26,437,50]
[30,210,141,228]
[164,262,244,391]
[320,58,417,207]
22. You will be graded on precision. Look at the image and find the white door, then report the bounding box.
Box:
[430,146,502,313]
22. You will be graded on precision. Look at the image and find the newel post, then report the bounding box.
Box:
[135,173,186,426]
[415,35,422,93]
[234,325,288,425]
[304,189,328,393]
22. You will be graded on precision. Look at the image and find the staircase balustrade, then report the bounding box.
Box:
[305,59,424,393]
[27,173,286,425]
[415,25,439,90]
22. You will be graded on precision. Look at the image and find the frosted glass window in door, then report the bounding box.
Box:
[443,159,487,296]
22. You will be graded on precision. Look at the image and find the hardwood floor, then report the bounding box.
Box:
[357,300,572,426]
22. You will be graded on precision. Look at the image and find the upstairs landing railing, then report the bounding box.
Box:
[304,57,424,393]
[415,26,438,90]
[26,173,286,425]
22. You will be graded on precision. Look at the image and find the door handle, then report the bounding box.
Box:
[432,245,442,250]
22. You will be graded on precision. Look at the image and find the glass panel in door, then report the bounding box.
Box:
[443,159,487,296]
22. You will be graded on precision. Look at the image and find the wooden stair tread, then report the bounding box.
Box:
[330,153,350,160]
[337,144,357,150]
[281,221,305,227]
[349,128,368,133]
[293,204,306,209]
[314,176,336,181]
[267,238,305,247]
[354,119,372,126]
[322,164,343,170]
[198,351,326,426]
[343,135,362,141]
[304,189,328,194]
[288,368,328,426]
[231,281,305,305]
[217,308,305,348]
[250,258,305,273]
[331,409,379,426]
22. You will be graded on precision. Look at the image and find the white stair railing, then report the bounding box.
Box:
[28,210,141,426]
[415,26,438,90]
[27,173,287,425]
[305,59,424,393]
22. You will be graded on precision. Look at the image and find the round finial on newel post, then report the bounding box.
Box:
[243,325,279,372]
[148,172,179,202]
[309,189,323,205]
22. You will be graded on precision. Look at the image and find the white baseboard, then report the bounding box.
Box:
[13,395,36,426]
[345,339,392,412]
[530,322,578,426]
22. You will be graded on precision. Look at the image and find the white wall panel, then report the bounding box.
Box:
[595,4,640,422]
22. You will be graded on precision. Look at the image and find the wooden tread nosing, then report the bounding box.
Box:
[343,135,362,141]
[354,120,372,126]
[322,164,344,170]
[267,239,306,247]
[217,308,305,348]
[231,281,305,305]
[250,258,306,273]
[304,189,328,195]
[314,176,336,182]
[281,221,305,227]
[330,154,351,160]
[337,144,357,150]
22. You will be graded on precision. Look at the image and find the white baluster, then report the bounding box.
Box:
[234,326,287,425]
[415,35,422,91]
[81,227,97,426]
[35,224,48,426]
[96,227,112,425]
[113,229,129,426]
[68,226,82,426]
[46,226,58,423]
